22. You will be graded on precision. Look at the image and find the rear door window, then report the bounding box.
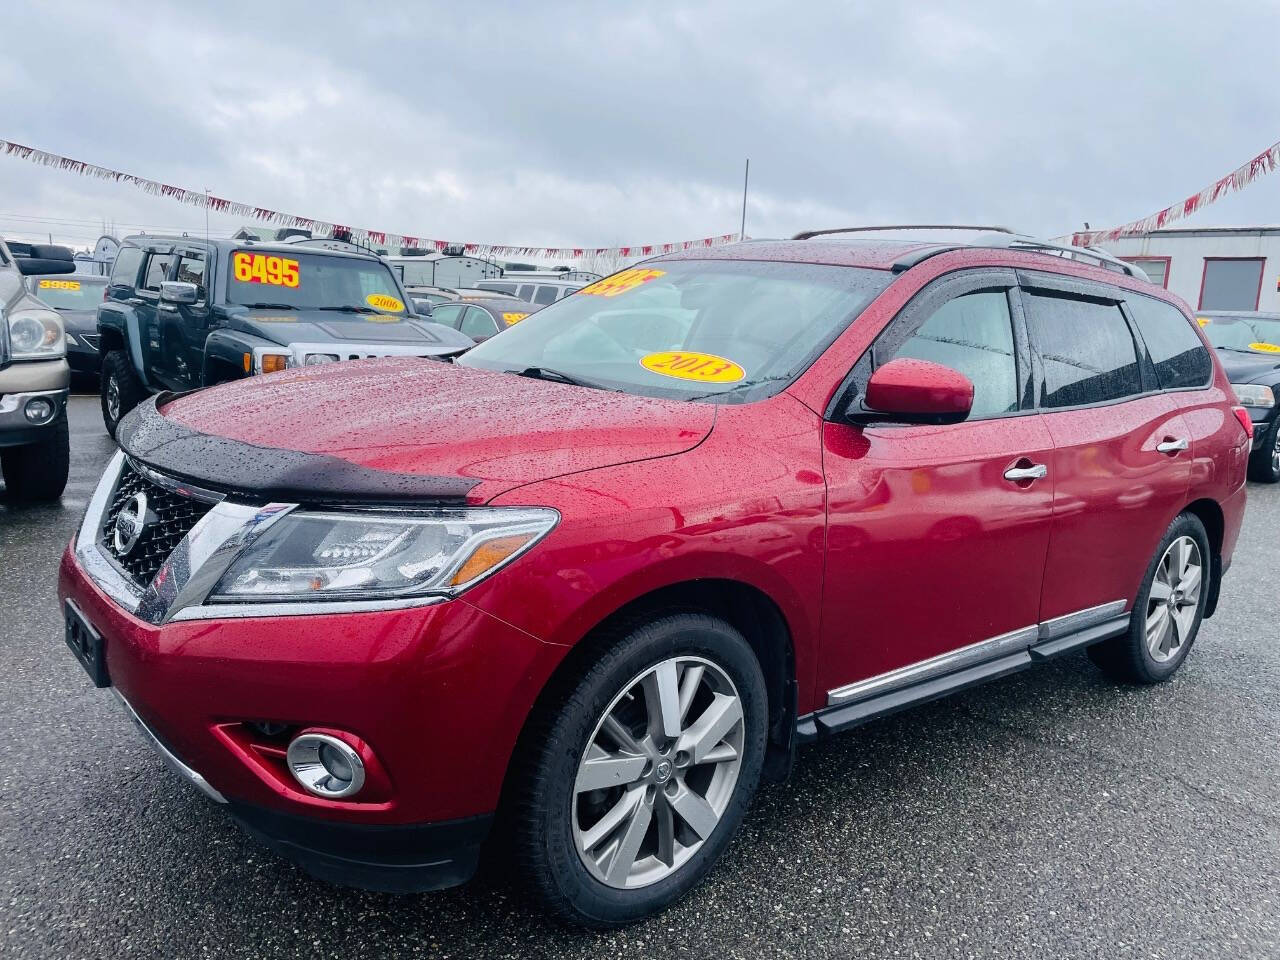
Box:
[1125,295,1212,390]
[887,291,1019,418]
[533,285,559,305]
[1024,293,1143,408]
[109,246,145,290]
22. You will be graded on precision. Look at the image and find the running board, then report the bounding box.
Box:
[795,609,1129,743]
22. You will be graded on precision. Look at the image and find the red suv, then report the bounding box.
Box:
[59,228,1249,927]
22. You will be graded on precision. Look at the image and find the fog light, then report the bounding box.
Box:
[24,397,56,424]
[286,732,366,799]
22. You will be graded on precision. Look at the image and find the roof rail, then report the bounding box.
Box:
[792,224,1015,241]
[885,232,1150,281]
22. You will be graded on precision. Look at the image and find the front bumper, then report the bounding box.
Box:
[0,387,68,447]
[58,447,569,890]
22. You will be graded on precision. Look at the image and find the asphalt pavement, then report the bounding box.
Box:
[2,394,1278,959]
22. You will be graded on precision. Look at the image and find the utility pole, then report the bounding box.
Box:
[740,159,750,241]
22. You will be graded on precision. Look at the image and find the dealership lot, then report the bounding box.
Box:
[1,395,1277,959]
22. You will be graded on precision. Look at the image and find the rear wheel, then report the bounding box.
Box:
[101,350,148,438]
[514,613,767,928]
[1088,512,1210,683]
[0,417,69,502]
[1248,417,1280,483]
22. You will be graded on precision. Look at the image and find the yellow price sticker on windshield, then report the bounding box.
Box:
[502,312,529,324]
[367,314,402,323]
[1197,317,1211,326]
[233,252,300,287]
[38,279,80,290]
[366,293,404,312]
[579,268,665,297]
[641,351,745,383]
[1248,342,1280,353]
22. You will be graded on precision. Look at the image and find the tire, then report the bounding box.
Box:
[1247,416,1280,483]
[513,613,768,928]
[1088,512,1211,684]
[101,349,148,439]
[0,416,69,502]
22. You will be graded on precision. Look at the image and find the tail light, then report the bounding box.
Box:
[1232,406,1254,440]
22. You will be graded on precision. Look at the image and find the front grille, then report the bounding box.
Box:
[100,462,214,586]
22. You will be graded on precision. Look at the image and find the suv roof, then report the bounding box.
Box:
[656,225,1150,284]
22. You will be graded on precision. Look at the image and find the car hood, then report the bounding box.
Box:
[232,308,470,351]
[53,307,97,333]
[129,358,715,503]
[1215,348,1280,384]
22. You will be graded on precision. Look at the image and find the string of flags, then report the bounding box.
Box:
[0,139,739,260]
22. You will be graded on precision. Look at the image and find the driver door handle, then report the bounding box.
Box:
[1156,438,1189,454]
[1004,463,1048,482]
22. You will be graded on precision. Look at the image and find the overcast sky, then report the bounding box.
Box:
[3,0,1279,256]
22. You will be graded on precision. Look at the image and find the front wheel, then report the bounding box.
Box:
[100,349,148,439]
[514,613,767,928]
[1,417,69,501]
[1089,512,1211,684]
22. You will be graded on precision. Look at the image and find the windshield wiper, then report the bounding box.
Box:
[507,366,612,390]
[317,305,379,314]
[241,302,297,309]
[685,374,792,402]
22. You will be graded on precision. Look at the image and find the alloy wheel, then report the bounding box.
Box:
[106,375,121,422]
[1145,535,1203,663]
[1272,427,1280,475]
[572,656,745,889]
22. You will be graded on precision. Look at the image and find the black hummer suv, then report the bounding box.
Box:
[96,236,475,436]
[1,238,76,501]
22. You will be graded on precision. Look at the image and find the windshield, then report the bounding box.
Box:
[32,277,106,309]
[1202,314,1280,353]
[458,260,891,401]
[226,250,407,314]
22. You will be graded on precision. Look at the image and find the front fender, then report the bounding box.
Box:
[96,304,151,387]
[203,329,282,381]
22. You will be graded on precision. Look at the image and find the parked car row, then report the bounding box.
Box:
[56,225,1253,928]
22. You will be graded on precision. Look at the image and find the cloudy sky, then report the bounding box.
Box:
[2,0,1279,256]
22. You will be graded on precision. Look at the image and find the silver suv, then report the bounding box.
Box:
[0,239,73,501]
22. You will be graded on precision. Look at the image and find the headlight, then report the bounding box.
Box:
[7,311,65,360]
[304,354,340,365]
[1232,383,1276,407]
[208,507,559,602]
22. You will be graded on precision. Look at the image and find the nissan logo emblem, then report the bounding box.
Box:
[112,491,149,556]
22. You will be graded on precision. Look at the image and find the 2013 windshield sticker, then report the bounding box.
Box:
[641,351,745,383]
[1249,342,1280,353]
[233,252,300,288]
[38,279,80,290]
[366,293,405,312]
[579,268,666,297]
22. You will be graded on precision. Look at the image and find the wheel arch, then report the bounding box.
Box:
[1182,497,1225,617]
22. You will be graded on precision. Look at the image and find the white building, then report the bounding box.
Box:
[1097,226,1280,313]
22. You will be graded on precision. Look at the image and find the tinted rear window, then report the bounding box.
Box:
[1126,295,1212,390]
[1025,293,1142,408]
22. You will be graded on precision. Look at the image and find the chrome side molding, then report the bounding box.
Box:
[826,600,1128,707]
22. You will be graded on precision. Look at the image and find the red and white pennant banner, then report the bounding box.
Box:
[1072,138,1280,247]
[0,139,739,259]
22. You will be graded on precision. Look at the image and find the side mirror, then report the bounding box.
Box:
[859,357,974,424]
[412,297,434,316]
[15,243,76,276]
[159,281,198,304]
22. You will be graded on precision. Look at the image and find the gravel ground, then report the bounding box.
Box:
[1,395,1277,959]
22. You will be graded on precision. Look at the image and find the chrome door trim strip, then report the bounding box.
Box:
[825,600,1130,707]
[827,625,1038,707]
[1038,600,1127,640]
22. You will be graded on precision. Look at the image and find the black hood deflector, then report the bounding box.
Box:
[115,394,478,505]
